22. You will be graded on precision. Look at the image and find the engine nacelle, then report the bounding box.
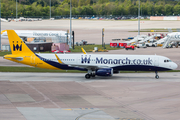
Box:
[96,68,113,76]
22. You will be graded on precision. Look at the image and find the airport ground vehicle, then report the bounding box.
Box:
[166,44,173,48]
[136,43,147,48]
[119,43,127,48]
[3,30,178,79]
[110,43,118,47]
[145,42,157,47]
[125,45,135,50]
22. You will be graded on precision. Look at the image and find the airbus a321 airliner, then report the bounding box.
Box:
[4,30,178,79]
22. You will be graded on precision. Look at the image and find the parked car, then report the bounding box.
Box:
[145,42,157,47]
[137,43,147,48]
[125,45,135,50]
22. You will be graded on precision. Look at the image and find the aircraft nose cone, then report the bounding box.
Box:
[173,62,178,70]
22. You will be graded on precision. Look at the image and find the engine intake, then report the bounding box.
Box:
[96,68,113,76]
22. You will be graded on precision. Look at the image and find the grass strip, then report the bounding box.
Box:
[0,66,179,73]
[0,66,86,73]
[0,51,11,56]
[130,28,180,32]
[70,44,121,52]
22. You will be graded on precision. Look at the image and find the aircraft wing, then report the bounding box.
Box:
[68,64,110,70]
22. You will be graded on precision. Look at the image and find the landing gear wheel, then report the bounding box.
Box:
[91,74,96,77]
[155,71,159,79]
[155,75,159,79]
[85,74,91,79]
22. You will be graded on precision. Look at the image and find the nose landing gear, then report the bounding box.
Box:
[155,71,159,79]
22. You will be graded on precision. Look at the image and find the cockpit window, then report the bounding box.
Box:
[164,59,172,62]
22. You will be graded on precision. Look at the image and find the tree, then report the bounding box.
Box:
[165,4,173,15]
[78,0,85,6]
[72,0,78,7]
[174,4,180,15]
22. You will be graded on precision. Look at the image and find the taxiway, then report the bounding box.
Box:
[0,72,180,120]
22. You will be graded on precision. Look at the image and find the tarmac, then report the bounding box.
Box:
[1,20,180,120]
[2,20,180,45]
[0,72,180,120]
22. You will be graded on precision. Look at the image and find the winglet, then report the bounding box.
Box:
[55,54,63,64]
[1,30,7,34]
[81,48,87,54]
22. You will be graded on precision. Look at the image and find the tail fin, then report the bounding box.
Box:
[7,30,33,55]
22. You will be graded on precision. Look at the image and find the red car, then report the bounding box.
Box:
[125,45,135,50]
[52,50,71,53]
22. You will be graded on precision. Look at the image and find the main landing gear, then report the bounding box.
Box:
[155,71,159,79]
[85,70,96,79]
[85,73,96,79]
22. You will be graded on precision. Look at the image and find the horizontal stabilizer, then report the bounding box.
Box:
[4,55,23,61]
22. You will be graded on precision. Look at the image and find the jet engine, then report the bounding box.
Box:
[96,68,113,76]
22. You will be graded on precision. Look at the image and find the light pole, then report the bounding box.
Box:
[69,0,72,48]
[16,0,17,22]
[0,0,1,50]
[138,0,140,35]
[50,0,51,19]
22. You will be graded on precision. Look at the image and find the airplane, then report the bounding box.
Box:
[1,30,68,41]
[162,32,180,48]
[3,30,178,79]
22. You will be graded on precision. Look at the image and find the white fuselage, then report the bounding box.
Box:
[35,53,177,71]
[1,30,68,39]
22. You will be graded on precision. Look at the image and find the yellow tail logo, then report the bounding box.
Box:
[7,30,33,55]
[13,42,22,51]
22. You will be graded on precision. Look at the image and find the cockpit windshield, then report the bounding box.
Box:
[164,59,172,62]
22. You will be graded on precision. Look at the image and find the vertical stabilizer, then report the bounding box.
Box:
[7,30,33,55]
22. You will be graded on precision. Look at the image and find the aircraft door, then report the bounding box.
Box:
[154,57,159,66]
[77,56,81,64]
